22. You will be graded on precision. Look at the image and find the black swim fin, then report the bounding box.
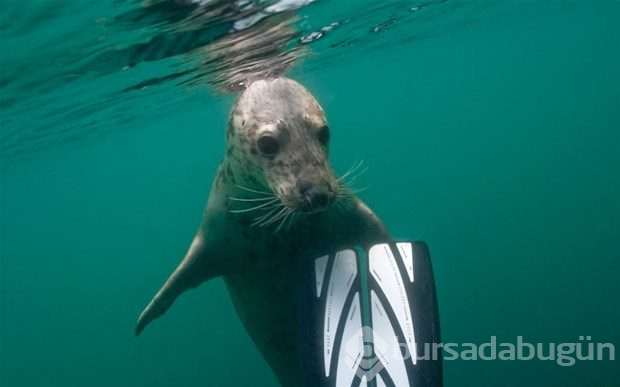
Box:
[299,241,442,387]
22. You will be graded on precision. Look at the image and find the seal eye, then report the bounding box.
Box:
[318,125,330,144]
[257,135,279,156]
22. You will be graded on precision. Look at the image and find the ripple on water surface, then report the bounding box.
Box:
[0,0,498,163]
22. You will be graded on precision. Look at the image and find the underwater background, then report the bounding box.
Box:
[1,1,619,386]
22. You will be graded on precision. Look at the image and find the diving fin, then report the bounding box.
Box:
[299,241,442,387]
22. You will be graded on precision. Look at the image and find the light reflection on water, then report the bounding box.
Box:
[0,0,495,163]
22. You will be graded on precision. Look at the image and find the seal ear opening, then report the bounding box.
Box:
[135,235,213,336]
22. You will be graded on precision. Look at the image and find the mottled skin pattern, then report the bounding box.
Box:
[136,78,389,386]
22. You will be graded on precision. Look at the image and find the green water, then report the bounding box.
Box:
[1,1,619,386]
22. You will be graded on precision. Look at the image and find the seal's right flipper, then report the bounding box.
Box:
[135,235,213,336]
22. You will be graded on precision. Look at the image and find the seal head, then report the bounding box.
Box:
[227,78,338,213]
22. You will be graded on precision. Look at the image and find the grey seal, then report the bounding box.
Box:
[136,77,389,386]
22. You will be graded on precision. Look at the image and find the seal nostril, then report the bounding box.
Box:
[298,183,330,211]
[312,191,329,209]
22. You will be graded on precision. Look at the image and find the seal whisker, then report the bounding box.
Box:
[229,196,276,202]
[234,184,272,196]
[229,198,279,213]
[349,185,371,194]
[274,209,293,233]
[253,204,285,227]
[334,184,355,211]
[285,212,298,230]
[342,166,368,186]
[338,159,364,180]
[338,159,365,182]
[261,206,289,227]
[268,207,290,226]
[251,207,280,227]
[336,183,354,198]
[250,209,275,227]
[337,195,353,211]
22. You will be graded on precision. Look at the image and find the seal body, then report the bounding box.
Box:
[136,78,389,386]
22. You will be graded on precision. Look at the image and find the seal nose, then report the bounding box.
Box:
[299,183,330,212]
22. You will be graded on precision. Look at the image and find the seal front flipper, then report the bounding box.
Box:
[135,233,219,336]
